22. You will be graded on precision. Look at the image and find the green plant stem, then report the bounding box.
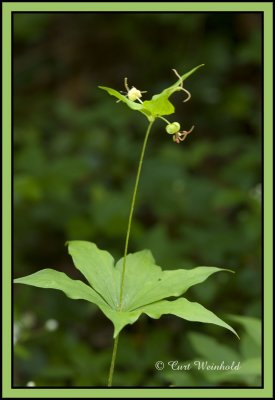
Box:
[119,119,154,308]
[158,116,171,124]
[107,335,119,387]
[107,119,154,387]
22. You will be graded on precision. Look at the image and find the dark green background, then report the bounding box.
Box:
[13,12,262,387]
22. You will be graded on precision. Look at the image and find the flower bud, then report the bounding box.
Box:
[165,122,181,135]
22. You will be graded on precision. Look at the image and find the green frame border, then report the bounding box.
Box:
[3,2,273,398]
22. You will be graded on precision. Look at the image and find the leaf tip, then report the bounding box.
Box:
[224,268,236,274]
[232,329,240,340]
[193,64,205,73]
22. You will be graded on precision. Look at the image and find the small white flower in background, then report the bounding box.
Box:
[45,319,59,332]
[26,381,35,387]
[22,312,36,328]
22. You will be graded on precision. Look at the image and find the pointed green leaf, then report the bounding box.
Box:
[116,249,231,311]
[67,241,120,309]
[106,297,238,338]
[142,266,233,309]
[98,86,143,111]
[160,64,205,97]
[14,242,237,339]
[14,269,108,307]
[98,86,153,121]
[142,64,205,117]
[139,298,239,338]
[142,97,175,116]
[13,268,127,334]
[99,65,204,119]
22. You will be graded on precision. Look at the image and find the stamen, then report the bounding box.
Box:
[180,87,191,103]
[185,125,195,135]
[179,125,195,141]
[172,68,182,83]
[124,77,130,92]
[172,68,191,102]
[173,125,195,143]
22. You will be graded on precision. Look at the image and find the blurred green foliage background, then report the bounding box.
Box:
[13,12,262,387]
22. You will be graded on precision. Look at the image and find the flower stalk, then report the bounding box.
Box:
[107,119,154,386]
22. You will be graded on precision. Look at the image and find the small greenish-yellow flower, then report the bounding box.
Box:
[122,77,147,103]
[127,87,143,102]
